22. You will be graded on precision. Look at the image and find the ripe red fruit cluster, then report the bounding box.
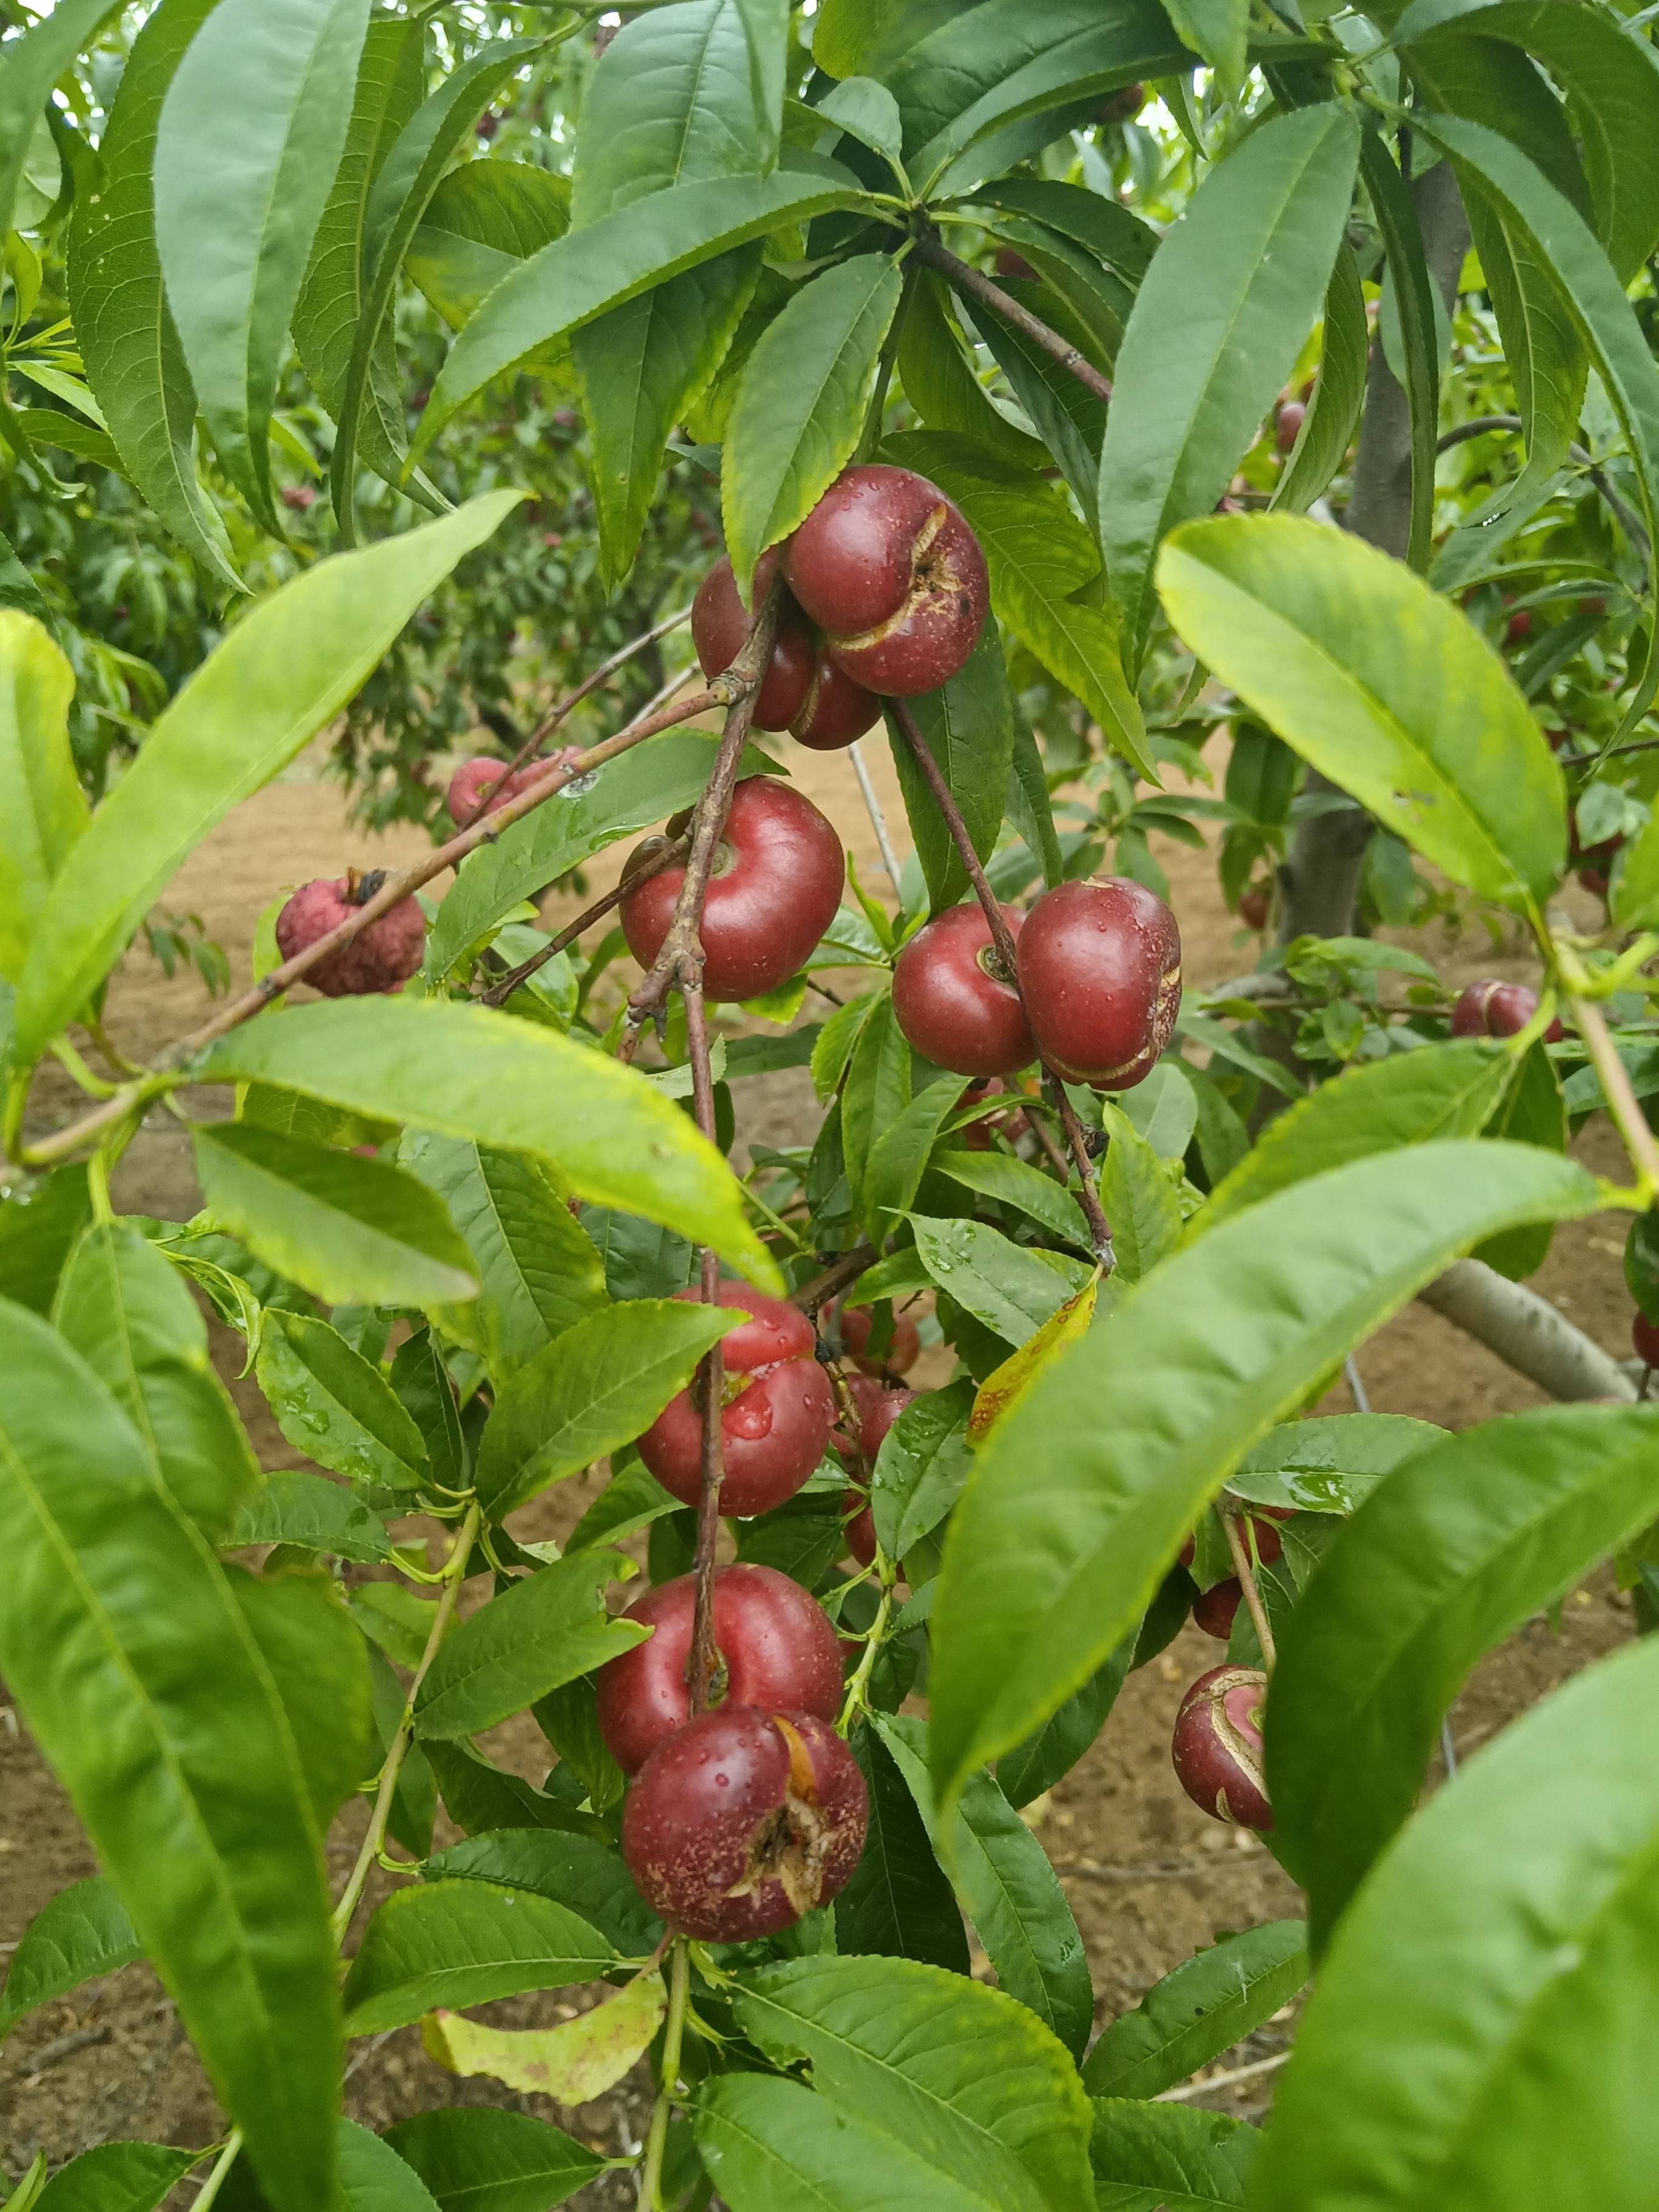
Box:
[618,776,844,1001]
[1172,1666,1272,1831]
[891,879,1181,1091]
[634,1284,836,1517]
[444,746,581,827]
[1181,1507,1290,1641]
[1449,979,1563,1044]
[275,870,425,996]
[692,551,881,751]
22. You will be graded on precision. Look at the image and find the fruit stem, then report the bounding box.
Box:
[1220,1507,1277,1674]
[888,700,1115,1267]
[636,1937,691,2212]
[189,2131,244,2212]
[838,1581,893,1731]
[911,230,1114,406]
[478,836,689,1008]
[1567,989,1659,1198]
[331,1500,481,1943]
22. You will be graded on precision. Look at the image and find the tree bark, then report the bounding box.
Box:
[1417,1261,1637,1403]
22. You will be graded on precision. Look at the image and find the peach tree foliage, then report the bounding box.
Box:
[6,4,1659,2212]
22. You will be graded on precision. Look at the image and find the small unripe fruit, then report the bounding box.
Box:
[993,247,1036,281]
[1238,885,1269,931]
[620,777,845,1001]
[475,109,500,140]
[1275,400,1305,454]
[1192,1577,1241,1640]
[1505,608,1533,644]
[837,1302,920,1378]
[444,746,580,828]
[1449,979,1563,1044]
[621,1707,867,1940]
[1097,82,1144,124]
[893,902,1035,1079]
[274,871,424,997]
[1634,1312,1659,1367]
[634,1284,836,1516]
[1171,1666,1272,1830]
[594,1564,842,1774]
[280,483,316,512]
[1016,878,1182,1090]
[784,466,988,697]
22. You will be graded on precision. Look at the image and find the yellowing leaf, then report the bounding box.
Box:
[969,1278,1099,1446]
[421,1972,665,2103]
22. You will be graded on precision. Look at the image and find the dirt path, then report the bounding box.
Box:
[0,730,1640,2188]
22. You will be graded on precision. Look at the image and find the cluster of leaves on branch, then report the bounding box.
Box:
[8,4,1659,2212]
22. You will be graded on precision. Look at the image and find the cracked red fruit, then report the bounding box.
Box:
[837,1302,920,1378]
[274,871,425,997]
[621,1706,866,1940]
[1172,1666,1272,1830]
[1449,979,1562,1043]
[893,902,1035,1078]
[619,777,844,1002]
[444,746,581,827]
[1634,1313,1659,1367]
[783,466,988,697]
[790,646,882,751]
[1192,1577,1241,1640]
[594,1564,842,1775]
[635,1284,835,1517]
[1016,878,1182,1090]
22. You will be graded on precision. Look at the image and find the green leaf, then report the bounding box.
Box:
[230,1470,392,1564]
[1088,2099,1255,2210]
[1082,1922,1307,2099]
[333,2123,441,2212]
[230,1566,375,1826]
[195,1124,477,1310]
[1414,109,1659,739]
[0,0,123,238]
[1101,104,1360,675]
[1359,132,1439,571]
[1252,1633,1659,2212]
[1269,1403,1659,1948]
[406,159,571,332]
[474,1296,736,1520]
[153,0,374,524]
[1099,1106,1181,1282]
[332,43,540,535]
[0,614,87,985]
[729,1952,1093,2212]
[875,1714,1093,2058]
[837,1723,971,1972]
[885,624,1017,915]
[1161,0,1247,85]
[565,1456,682,1557]
[884,431,1151,779]
[414,1551,647,1740]
[424,1740,608,1844]
[1272,243,1367,515]
[423,1976,665,2103]
[411,169,877,461]
[0,1878,141,2037]
[400,1135,607,1379]
[863,1070,965,1239]
[897,272,1047,468]
[425,1828,662,1955]
[1199,1038,1512,1230]
[13,492,520,1064]
[911,1215,1090,1348]
[195,997,780,1290]
[840,993,909,1226]
[255,1310,431,1493]
[292,16,426,501]
[381,2110,604,2212]
[697,2073,1000,2212]
[53,1220,260,1541]
[973,179,1159,286]
[933,1148,1091,1253]
[723,253,904,599]
[870,1376,975,1561]
[427,729,742,977]
[1157,515,1567,908]
[967,284,1107,523]
[0,1301,339,2212]
[927,1140,1601,1816]
[577,253,761,586]
[342,1881,612,2036]
[0,1166,92,1315]
[1226,1411,1444,1513]
[33,2145,202,2212]
[996,1638,1134,1810]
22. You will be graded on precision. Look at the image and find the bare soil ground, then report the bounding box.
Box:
[0,728,1639,2192]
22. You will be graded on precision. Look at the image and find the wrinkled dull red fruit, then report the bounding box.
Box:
[620,1706,867,1940]
[444,746,581,828]
[1634,1312,1659,1367]
[594,1564,842,1774]
[635,1284,835,1516]
[1449,979,1563,1044]
[1192,1577,1241,1640]
[1172,1666,1272,1830]
[1016,877,1182,1090]
[1098,82,1144,124]
[1238,885,1269,931]
[837,1302,920,1377]
[619,777,845,1001]
[1505,608,1533,643]
[1275,400,1306,454]
[275,871,425,997]
[893,902,1035,1079]
[691,552,881,750]
[784,466,988,697]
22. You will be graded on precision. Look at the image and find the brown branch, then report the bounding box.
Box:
[1221,1504,1276,1672]
[913,231,1113,407]
[683,985,727,1715]
[477,836,687,1009]
[792,1243,879,1316]
[888,701,1114,1267]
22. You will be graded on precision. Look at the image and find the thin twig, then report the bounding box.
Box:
[1221,1506,1276,1672]
[1155,2051,1290,2103]
[791,1244,879,1316]
[685,989,728,1715]
[189,2132,246,2211]
[478,837,688,1008]
[848,739,905,899]
[1569,991,1659,1193]
[635,1938,691,2211]
[913,230,1113,406]
[1437,412,1650,560]
[888,700,1114,1265]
